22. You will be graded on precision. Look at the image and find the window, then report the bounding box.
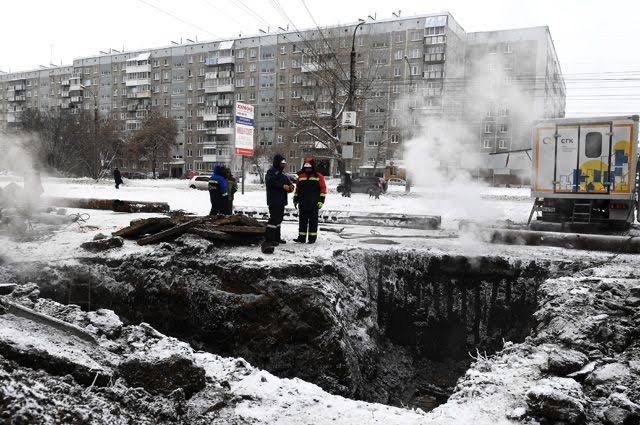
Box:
[498,139,508,149]
[250,63,257,72]
[483,139,492,148]
[585,132,603,158]
[280,45,286,54]
[277,135,284,144]
[394,33,403,43]
[411,31,421,41]
[504,43,512,54]
[391,134,399,144]
[484,123,493,133]
[280,61,286,69]
[249,49,257,58]
[488,44,497,54]
[410,48,421,59]
[237,50,245,59]
[410,65,420,76]
[236,64,245,73]
[394,50,403,61]
[499,123,508,133]
[393,66,401,77]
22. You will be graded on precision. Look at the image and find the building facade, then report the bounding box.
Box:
[0,12,565,178]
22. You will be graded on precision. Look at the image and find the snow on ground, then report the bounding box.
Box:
[0,176,614,266]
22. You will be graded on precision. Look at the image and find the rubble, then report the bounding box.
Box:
[526,377,587,423]
[43,196,170,213]
[81,236,124,252]
[546,346,589,375]
[113,214,265,246]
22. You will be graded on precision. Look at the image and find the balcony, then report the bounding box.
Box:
[301,63,319,73]
[424,53,445,63]
[202,154,218,162]
[6,114,22,123]
[61,91,70,98]
[217,113,232,121]
[61,79,70,86]
[206,57,234,66]
[301,95,315,102]
[204,84,234,93]
[126,64,152,74]
[218,99,233,107]
[203,111,217,121]
[11,84,25,91]
[216,127,233,135]
[205,128,217,135]
[69,84,83,92]
[70,96,83,103]
[126,78,151,86]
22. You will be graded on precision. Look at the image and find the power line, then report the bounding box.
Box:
[136,0,219,38]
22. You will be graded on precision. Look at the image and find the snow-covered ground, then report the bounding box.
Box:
[0,176,601,266]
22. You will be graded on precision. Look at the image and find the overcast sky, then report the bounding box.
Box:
[1,0,639,116]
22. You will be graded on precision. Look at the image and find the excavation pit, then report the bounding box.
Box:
[16,244,566,411]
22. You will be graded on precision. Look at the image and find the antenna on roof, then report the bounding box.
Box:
[112,48,121,53]
[39,65,47,69]
[392,10,401,18]
[170,40,179,45]
[368,14,377,21]
[99,50,108,55]
[186,38,195,43]
[259,28,267,34]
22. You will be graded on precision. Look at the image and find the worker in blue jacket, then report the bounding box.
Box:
[208,165,228,215]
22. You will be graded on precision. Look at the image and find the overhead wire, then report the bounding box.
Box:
[136,0,220,38]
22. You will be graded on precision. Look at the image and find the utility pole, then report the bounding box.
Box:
[342,19,366,175]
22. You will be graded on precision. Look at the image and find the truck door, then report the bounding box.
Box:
[576,123,612,194]
[554,125,579,193]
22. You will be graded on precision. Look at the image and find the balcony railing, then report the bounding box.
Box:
[126,64,152,74]
[202,112,217,121]
[216,127,233,135]
[70,96,83,103]
[126,78,151,87]
[136,90,152,98]
[69,84,83,92]
[204,84,234,93]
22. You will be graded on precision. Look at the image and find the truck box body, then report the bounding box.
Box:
[531,115,639,227]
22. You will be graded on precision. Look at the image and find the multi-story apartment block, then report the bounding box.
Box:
[0,12,565,178]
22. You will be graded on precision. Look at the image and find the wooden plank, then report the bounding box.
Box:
[188,228,235,241]
[43,196,170,213]
[212,225,265,235]
[114,217,173,238]
[137,218,205,245]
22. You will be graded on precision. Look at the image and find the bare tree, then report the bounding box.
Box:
[129,110,178,178]
[276,32,382,174]
[21,108,122,178]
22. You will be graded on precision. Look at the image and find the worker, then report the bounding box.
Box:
[223,167,238,215]
[293,157,326,244]
[113,167,123,189]
[342,171,352,197]
[262,154,294,253]
[207,165,228,216]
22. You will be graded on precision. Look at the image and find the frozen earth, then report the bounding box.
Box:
[0,176,639,424]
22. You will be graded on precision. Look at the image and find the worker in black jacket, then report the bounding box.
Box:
[293,157,326,244]
[262,153,294,253]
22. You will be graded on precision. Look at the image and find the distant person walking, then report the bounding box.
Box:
[223,167,238,215]
[293,157,326,244]
[207,165,228,216]
[342,171,352,197]
[113,168,123,189]
[262,154,294,253]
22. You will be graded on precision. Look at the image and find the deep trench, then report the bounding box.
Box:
[16,246,563,411]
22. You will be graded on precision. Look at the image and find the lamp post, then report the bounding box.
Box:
[346,19,366,111]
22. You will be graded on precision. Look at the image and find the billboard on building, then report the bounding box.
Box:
[234,102,254,156]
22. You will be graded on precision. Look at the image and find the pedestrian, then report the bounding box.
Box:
[342,171,352,197]
[262,153,294,253]
[224,167,238,215]
[293,157,326,244]
[113,167,123,189]
[207,165,228,216]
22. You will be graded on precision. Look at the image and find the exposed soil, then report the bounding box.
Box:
[10,236,574,410]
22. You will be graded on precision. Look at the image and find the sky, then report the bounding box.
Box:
[1,0,639,117]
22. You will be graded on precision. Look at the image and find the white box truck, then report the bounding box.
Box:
[531,115,639,229]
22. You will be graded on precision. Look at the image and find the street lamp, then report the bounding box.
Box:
[346,19,366,111]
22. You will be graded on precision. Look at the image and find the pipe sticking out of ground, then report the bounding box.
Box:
[483,228,640,254]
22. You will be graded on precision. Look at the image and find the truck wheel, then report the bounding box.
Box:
[190,185,196,189]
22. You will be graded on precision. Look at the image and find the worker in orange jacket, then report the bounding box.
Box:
[293,157,326,244]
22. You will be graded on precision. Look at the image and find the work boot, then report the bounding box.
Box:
[276,228,286,245]
[261,242,275,254]
[294,232,306,243]
[308,236,317,244]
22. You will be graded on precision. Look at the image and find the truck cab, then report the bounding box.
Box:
[531,115,639,230]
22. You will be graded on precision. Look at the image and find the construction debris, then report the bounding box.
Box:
[43,196,170,213]
[114,214,265,246]
[80,236,124,252]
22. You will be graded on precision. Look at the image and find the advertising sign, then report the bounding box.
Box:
[341,111,357,127]
[234,102,254,156]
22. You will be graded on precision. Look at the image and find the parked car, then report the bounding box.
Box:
[337,176,387,194]
[127,172,147,179]
[387,178,407,186]
[189,175,210,190]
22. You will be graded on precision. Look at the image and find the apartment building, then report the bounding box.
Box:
[0,12,565,178]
